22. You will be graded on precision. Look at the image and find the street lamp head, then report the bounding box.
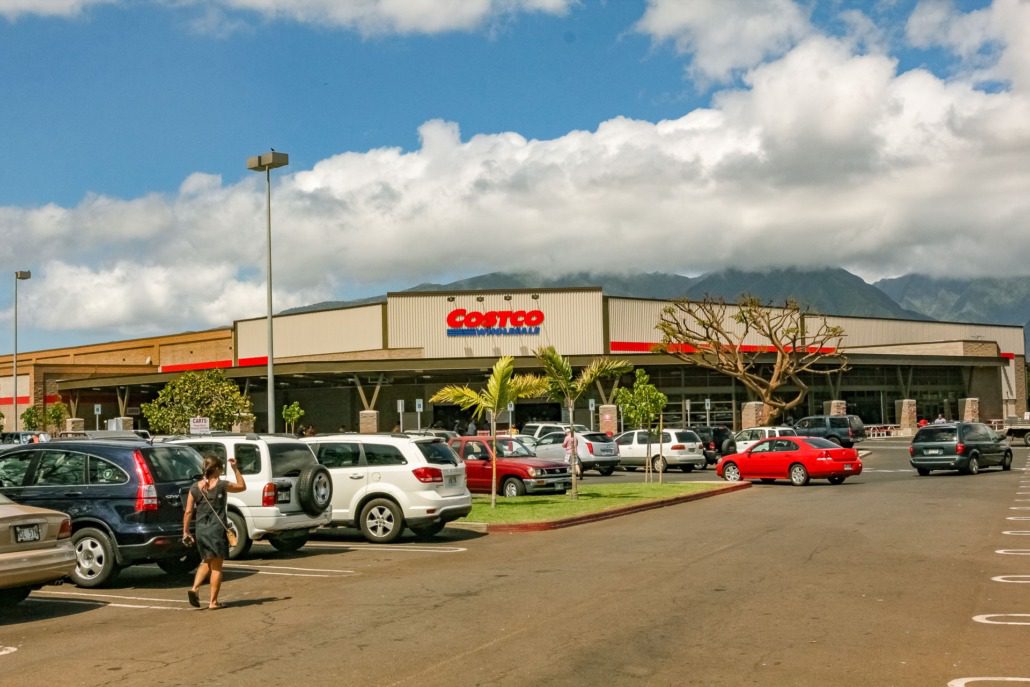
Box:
[247,151,289,172]
[15,271,30,280]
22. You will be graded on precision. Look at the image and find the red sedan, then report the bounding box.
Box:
[716,436,862,486]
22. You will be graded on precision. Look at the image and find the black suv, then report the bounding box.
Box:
[0,440,203,587]
[687,426,737,465]
[909,422,1012,475]
[793,415,865,448]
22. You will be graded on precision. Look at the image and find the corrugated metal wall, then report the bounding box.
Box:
[236,305,384,360]
[388,290,604,358]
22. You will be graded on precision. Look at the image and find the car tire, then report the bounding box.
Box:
[156,549,200,575]
[827,476,845,485]
[964,455,980,475]
[359,498,404,544]
[695,460,706,471]
[828,436,842,446]
[1002,451,1013,471]
[682,464,694,473]
[268,532,310,553]
[1023,434,1030,448]
[916,468,930,476]
[651,456,667,473]
[71,527,120,588]
[227,511,253,559]
[502,477,526,497]
[410,522,446,540]
[722,462,741,482]
[0,587,31,607]
[598,466,615,476]
[789,463,810,486]
[721,439,735,454]
[624,466,637,472]
[297,464,334,517]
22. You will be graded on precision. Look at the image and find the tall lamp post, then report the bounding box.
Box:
[12,270,31,432]
[246,150,288,433]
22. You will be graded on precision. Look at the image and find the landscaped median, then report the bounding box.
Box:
[457,481,751,533]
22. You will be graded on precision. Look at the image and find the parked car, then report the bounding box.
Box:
[0,493,76,607]
[716,436,863,486]
[533,431,620,476]
[304,434,471,543]
[613,429,707,472]
[908,422,1013,475]
[519,423,588,439]
[733,426,797,453]
[0,439,203,587]
[687,425,737,465]
[404,429,458,440]
[170,434,333,557]
[0,431,51,445]
[793,415,866,447]
[449,436,571,496]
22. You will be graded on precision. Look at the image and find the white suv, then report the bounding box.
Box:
[303,434,471,544]
[733,426,798,453]
[614,428,707,472]
[171,434,333,558]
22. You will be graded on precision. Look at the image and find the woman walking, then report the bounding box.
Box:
[182,454,246,609]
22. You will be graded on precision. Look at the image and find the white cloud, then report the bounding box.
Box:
[635,0,811,83]
[0,0,113,19]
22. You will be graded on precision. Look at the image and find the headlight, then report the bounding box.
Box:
[526,467,538,477]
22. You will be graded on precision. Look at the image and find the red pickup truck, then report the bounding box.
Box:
[448,436,571,497]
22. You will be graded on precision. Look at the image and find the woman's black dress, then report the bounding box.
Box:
[190,480,229,561]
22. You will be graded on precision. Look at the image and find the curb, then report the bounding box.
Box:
[451,481,751,535]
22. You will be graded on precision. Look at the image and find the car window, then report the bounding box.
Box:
[233,444,262,475]
[772,439,798,452]
[463,441,488,459]
[268,443,317,476]
[915,427,956,443]
[778,429,797,436]
[89,456,129,485]
[0,451,35,487]
[495,439,532,458]
[417,441,459,465]
[144,446,203,482]
[317,443,362,468]
[537,433,560,446]
[186,442,231,468]
[615,433,633,446]
[749,441,772,454]
[803,437,839,449]
[675,431,701,443]
[796,419,811,429]
[362,443,407,466]
[33,450,86,486]
[829,417,849,429]
[583,433,612,443]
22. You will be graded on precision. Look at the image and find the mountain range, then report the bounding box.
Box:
[284,268,1030,355]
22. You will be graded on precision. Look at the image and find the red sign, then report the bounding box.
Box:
[446,308,544,336]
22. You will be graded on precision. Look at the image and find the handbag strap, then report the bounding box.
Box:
[197,482,231,534]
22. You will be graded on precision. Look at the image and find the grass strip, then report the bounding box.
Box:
[467,482,726,524]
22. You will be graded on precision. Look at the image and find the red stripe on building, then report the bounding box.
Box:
[610,341,837,354]
[237,356,268,367]
[45,394,63,404]
[159,359,234,373]
[1001,352,1016,360]
[0,396,31,405]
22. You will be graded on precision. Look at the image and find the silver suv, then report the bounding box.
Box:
[170,434,332,557]
[303,434,471,544]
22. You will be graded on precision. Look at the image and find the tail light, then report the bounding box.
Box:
[132,450,159,512]
[262,483,278,507]
[671,444,685,450]
[956,443,965,455]
[708,441,716,451]
[908,446,914,456]
[412,467,444,483]
[57,518,72,539]
[817,451,832,461]
[586,442,594,454]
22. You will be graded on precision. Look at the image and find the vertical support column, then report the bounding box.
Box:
[896,399,917,436]
[359,410,379,434]
[598,404,618,436]
[959,397,980,422]
[828,399,847,416]
[741,402,769,429]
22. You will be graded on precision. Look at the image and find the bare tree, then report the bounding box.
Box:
[656,295,848,423]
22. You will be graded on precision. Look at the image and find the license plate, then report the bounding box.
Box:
[844,464,853,471]
[277,490,291,504]
[15,524,40,543]
[925,449,943,455]
[446,475,458,486]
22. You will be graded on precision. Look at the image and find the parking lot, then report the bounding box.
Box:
[2,440,1028,686]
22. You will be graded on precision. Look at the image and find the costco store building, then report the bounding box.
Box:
[2,287,1025,433]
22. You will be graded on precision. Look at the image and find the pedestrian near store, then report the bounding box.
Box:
[182,453,246,610]
[467,419,477,436]
[933,413,946,424]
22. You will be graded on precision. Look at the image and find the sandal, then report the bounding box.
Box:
[187,590,200,608]
[208,602,225,610]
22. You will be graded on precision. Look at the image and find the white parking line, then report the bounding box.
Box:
[225,562,354,574]
[990,575,1030,583]
[972,614,1030,626]
[996,549,1030,555]
[1002,531,1030,535]
[35,590,189,604]
[307,542,467,554]
[1010,507,1030,510]
[28,597,184,611]
[949,679,1030,686]
[0,646,17,658]
[1006,516,1030,521]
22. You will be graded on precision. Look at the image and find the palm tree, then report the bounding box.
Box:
[430,356,547,508]
[534,346,633,499]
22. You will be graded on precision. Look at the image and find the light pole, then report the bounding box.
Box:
[12,270,30,432]
[246,150,288,433]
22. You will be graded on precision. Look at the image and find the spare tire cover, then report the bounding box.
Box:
[297,464,333,517]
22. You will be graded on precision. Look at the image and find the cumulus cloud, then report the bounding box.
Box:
[635,0,811,83]
[0,0,113,19]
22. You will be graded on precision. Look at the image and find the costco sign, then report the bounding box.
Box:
[446,308,544,337]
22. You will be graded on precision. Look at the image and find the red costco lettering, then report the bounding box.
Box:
[445,308,546,328]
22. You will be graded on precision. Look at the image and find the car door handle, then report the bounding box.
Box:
[62,491,84,497]
[348,474,365,480]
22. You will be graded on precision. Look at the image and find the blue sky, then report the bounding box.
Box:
[1,0,1026,352]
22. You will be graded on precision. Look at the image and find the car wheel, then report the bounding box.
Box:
[0,587,31,607]
[722,462,741,482]
[1023,434,1030,448]
[721,439,735,454]
[502,477,526,497]
[694,460,707,471]
[624,466,637,472]
[828,436,842,446]
[651,456,667,473]
[682,464,694,473]
[297,464,334,517]
[359,498,404,544]
[1002,451,1013,471]
[410,522,446,540]
[71,527,120,588]
[827,476,845,485]
[916,468,930,476]
[268,532,310,553]
[156,549,200,575]
[598,466,615,476]
[965,455,980,475]
[227,511,253,559]
[789,464,810,486]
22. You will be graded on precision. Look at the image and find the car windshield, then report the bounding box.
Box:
[416,440,459,466]
[802,437,840,449]
[268,442,318,477]
[495,440,533,457]
[915,427,956,443]
[143,445,204,482]
[582,433,612,443]
[674,431,701,443]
